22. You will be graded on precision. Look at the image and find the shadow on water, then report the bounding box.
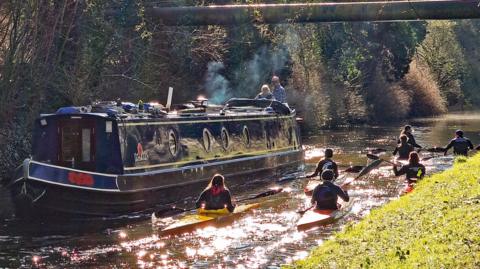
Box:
[1,112,480,268]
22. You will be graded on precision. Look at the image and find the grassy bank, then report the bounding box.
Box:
[289,155,480,268]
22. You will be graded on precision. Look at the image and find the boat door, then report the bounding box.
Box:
[57,118,96,171]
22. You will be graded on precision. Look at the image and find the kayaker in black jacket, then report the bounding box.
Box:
[196,174,235,212]
[393,152,426,184]
[306,148,339,179]
[311,170,349,210]
[393,135,414,160]
[398,125,422,150]
[444,129,474,156]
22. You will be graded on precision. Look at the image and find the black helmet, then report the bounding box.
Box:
[325,148,333,158]
[321,169,335,181]
[211,174,225,187]
[455,130,464,137]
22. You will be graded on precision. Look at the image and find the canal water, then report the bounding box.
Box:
[1,112,480,268]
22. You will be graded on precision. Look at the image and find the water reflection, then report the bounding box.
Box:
[2,112,480,267]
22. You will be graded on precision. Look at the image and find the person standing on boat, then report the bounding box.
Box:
[398,125,422,150]
[255,84,275,100]
[311,170,349,210]
[393,135,414,160]
[196,174,235,212]
[392,152,426,184]
[443,129,474,156]
[306,148,339,179]
[271,76,286,103]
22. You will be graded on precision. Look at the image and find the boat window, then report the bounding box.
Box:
[242,126,250,147]
[81,128,91,162]
[168,129,178,156]
[292,127,297,147]
[288,127,293,145]
[202,128,212,152]
[61,125,78,161]
[265,130,272,150]
[221,127,229,150]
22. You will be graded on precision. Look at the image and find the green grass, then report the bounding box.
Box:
[288,154,480,268]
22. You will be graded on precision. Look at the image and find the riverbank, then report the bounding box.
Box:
[289,155,480,268]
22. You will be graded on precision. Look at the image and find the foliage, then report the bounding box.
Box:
[287,154,480,268]
[1,1,479,179]
[454,20,480,107]
[401,61,447,117]
[416,21,466,108]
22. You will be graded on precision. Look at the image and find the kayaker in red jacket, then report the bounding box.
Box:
[196,174,235,212]
[393,152,426,184]
[311,170,349,210]
[306,148,339,179]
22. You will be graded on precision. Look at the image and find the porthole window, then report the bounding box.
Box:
[168,129,178,157]
[242,126,250,147]
[202,128,212,152]
[221,127,230,150]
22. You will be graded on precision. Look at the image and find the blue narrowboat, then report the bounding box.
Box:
[7,98,304,218]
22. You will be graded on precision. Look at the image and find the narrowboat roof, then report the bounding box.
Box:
[38,98,295,122]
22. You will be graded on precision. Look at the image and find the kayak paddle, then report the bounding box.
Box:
[304,165,364,179]
[297,205,314,215]
[342,165,364,173]
[365,148,387,154]
[153,188,283,218]
[236,187,283,203]
[426,146,446,153]
[366,153,396,165]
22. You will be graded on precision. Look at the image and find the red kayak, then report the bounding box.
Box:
[402,182,415,194]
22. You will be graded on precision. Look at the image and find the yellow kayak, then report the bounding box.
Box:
[160,203,260,236]
[297,198,354,231]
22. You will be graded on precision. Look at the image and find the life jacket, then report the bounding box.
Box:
[322,160,334,171]
[397,144,414,160]
[313,184,337,210]
[404,163,425,180]
[452,137,470,155]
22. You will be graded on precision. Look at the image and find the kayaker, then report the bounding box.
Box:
[398,125,422,150]
[306,148,339,179]
[392,152,426,184]
[393,135,414,160]
[195,174,235,212]
[311,170,349,210]
[443,129,474,156]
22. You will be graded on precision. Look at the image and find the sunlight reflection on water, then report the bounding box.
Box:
[5,113,480,268]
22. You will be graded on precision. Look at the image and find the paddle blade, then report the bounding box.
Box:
[426,147,446,153]
[369,148,387,154]
[343,165,364,173]
[366,153,381,160]
[297,205,314,215]
[355,159,383,179]
[237,188,284,203]
[153,207,186,219]
[251,188,283,199]
[421,156,434,161]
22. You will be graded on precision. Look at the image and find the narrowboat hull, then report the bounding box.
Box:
[8,99,304,219]
[9,150,303,219]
